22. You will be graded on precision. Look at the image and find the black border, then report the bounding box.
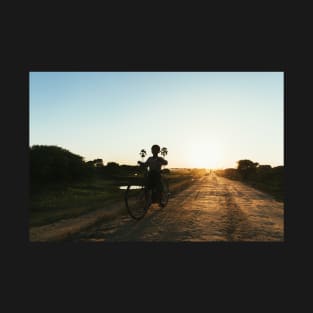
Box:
[4,4,308,304]
[7,61,300,292]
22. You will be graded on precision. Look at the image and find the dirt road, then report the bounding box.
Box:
[70,173,284,242]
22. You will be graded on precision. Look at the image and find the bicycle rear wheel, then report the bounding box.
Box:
[125,185,152,220]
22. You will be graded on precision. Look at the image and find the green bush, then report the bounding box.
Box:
[30,145,88,183]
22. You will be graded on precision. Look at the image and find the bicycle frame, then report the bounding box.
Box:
[139,165,164,201]
[125,163,169,220]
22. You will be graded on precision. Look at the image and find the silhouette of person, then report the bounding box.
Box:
[138,144,168,205]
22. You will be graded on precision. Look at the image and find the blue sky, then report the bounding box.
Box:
[29,72,284,169]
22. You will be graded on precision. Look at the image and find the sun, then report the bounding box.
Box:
[187,142,222,169]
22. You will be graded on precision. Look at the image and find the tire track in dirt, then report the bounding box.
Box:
[218,185,253,241]
[217,177,284,241]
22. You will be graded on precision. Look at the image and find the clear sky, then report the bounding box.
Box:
[29,72,284,169]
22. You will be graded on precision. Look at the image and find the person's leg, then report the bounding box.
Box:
[154,172,164,204]
[143,173,153,207]
[145,171,153,188]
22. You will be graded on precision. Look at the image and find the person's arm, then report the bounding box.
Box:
[159,157,168,166]
[138,158,150,167]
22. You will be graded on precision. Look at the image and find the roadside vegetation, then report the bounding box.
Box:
[30,145,204,227]
[214,159,283,202]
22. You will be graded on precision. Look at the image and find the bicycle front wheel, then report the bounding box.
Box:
[125,185,152,220]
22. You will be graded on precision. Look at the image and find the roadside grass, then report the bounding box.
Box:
[30,172,198,227]
[30,179,124,227]
[215,173,283,202]
[244,180,283,202]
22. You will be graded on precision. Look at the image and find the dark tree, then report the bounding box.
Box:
[93,158,104,167]
[106,162,120,168]
[256,165,272,181]
[237,159,259,180]
[104,162,120,176]
[30,145,86,183]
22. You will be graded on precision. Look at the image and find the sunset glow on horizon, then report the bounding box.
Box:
[30,72,284,169]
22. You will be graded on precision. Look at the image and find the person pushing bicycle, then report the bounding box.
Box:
[137,144,168,206]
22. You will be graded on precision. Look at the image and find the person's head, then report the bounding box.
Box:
[151,144,160,156]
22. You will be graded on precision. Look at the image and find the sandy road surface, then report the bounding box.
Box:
[70,173,284,242]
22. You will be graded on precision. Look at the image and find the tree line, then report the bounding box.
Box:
[30,145,145,184]
[215,159,283,201]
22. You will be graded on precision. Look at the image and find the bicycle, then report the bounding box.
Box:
[125,164,170,220]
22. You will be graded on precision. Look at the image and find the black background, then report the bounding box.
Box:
[3,5,310,310]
